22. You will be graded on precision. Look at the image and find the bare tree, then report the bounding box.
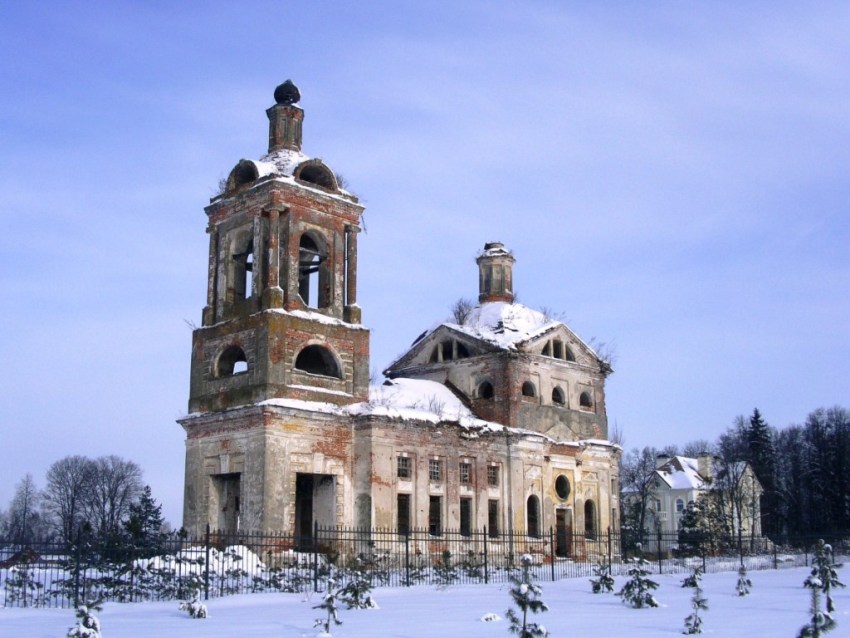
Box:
[84,456,143,539]
[449,297,475,324]
[7,474,48,544]
[620,446,660,543]
[44,455,95,543]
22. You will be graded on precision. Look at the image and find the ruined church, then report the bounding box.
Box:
[179,81,621,551]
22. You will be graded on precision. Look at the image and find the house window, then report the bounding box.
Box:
[398,494,410,535]
[522,381,536,398]
[397,456,411,479]
[676,498,685,513]
[553,340,564,359]
[429,459,443,482]
[488,499,500,537]
[487,465,500,487]
[460,498,472,536]
[579,391,593,409]
[429,496,442,536]
[459,462,471,485]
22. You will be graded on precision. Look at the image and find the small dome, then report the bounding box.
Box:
[274,80,301,105]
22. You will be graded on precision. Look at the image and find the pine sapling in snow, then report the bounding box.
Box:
[590,559,615,593]
[799,579,835,638]
[338,558,378,609]
[810,539,845,614]
[505,554,549,637]
[67,599,103,638]
[681,566,708,634]
[178,588,208,618]
[736,564,752,596]
[314,577,343,637]
[434,549,459,587]
[798,539,845,637]
[617,543,659,608]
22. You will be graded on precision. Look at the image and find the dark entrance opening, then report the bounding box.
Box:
[556,508,572,557]
[295,472,336,550]
[213,473,241,535]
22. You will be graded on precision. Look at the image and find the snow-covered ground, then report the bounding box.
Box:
[2,566,848,637]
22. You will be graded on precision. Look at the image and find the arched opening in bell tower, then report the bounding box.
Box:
[298,233,330,308]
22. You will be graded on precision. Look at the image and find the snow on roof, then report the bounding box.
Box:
[448,301,558,350]
[257,148,311,178]
[347,378,503,433]
[656,456,709,491]
[183,377,616,448]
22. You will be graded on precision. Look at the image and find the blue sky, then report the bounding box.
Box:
[1,2,848,526]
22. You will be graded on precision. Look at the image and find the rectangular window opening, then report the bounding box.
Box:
[460,497,472,536]
[429,496,442,536]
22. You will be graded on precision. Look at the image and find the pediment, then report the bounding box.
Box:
[384,324,496,374]
[518,324,601,368]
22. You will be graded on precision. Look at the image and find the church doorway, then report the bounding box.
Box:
[213,473,241,535]
[555,508,572,557]
[295,473,336,549]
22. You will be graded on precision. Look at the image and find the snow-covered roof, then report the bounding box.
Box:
[655,456,708,491]
[184,377,616,449]
[446,301,558,350]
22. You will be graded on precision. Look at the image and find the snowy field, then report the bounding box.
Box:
[3,566,848,637]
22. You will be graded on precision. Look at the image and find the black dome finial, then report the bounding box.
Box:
[274,80,301,105]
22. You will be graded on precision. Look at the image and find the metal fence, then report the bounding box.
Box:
[1,526,845,608]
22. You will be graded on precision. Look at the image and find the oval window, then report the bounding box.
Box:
[555,475,571,500]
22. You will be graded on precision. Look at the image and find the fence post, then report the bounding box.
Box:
[656,529,663,575]
[313,520,319,593]
[73,526,82,608]
[549,527,556,582]
[483,526,489,584]
[404,530,410,587]
[204,524,211,601]
[773,539,778,569]
[607,527,612,567]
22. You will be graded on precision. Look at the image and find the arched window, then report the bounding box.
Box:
[296,161,337,190]
[579,391,593,409]
[521,382,536,398]
[552,386,565,406]
[527,495,541,537]
[298,234,329,308]
[217,346,248,377]
[584,500,597,538]
[232,238,254,301]
[478,381,494,399]
[294,345,342,378]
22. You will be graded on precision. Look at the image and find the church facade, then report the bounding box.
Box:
[179,82,621,551]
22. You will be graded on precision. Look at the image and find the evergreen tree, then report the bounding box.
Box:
[124,485,167,558]
[313,578,342,637]
[506,554,549,637]
[681,566,708,634]
[798,539,844,637]
[617,544,659,608]
[338,558,378,609]
[433,549,458,587]
[743,409,779,536]
[736,564,752,596]
[590,560,615,593]
[67,599,103,638]
[178,589,208,618]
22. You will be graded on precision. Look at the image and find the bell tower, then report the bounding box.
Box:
[188,80,369,413]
